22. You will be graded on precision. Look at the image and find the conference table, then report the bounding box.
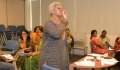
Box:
[70,53,117,70]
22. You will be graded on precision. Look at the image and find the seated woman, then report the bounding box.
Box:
[98,30,110,47]
[114,36,120,53]
[16,30,31,70]
[90,30,108,54]
[30,26,42,51]
[65,28,74,57]
[24,26,43,70]
[114,36,120,68]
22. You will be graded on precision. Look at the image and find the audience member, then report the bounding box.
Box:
[24,26,43,70]
[114,36,120,53]
[98,30,110,48]
[65,28,74,57]
[30,26,42,51]
[16,30,31,70]
[114,35,120,69]
[90,30,108,54]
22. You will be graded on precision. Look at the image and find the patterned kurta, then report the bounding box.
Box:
[39,19,69,70]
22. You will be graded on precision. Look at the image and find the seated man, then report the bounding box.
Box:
[0,50,15,70]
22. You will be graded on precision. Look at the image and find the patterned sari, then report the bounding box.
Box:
[16,39,31,70]
[24,38,42,70]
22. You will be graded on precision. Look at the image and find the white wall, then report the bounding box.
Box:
[74,0,120,35]
[39,0,120,35]
[26,0,120,34]
[25,0,120,55]
[31,0,40,31]
[0,0,24,28]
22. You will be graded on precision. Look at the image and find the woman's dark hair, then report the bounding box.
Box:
[39,26,43,32]
[102,30,107,34]
[34,26,43,32]
[90,30,97,39]
[20,29,31,41]
[65,28,70,31]
[34,26,38,32]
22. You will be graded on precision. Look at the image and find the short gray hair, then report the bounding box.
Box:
[49,2,61,16]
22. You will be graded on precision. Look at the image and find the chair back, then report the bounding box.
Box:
[74,40,84,47]
[12,37,20,41]
[3,31,13,40]
[8,25,17,32]
[12,43,19,55]
[5,40,18,50]
[0,24,6,31]
[42,65,60,70]
[17,25,26,33]
[17,25,26,37]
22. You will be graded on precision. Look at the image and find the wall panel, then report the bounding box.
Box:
[7,0,25,26]
[0,0,7,27]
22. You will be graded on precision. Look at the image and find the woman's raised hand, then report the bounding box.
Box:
[62,10,67,19]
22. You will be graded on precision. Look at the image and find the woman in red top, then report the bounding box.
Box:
[90,30,108,54]
[114,37,120,53]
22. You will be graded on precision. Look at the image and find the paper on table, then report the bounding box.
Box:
[85,56,94,59]
[88,53,103,57]
[75,61,95,66]
[103,59,118,65]
[2,54,14,60]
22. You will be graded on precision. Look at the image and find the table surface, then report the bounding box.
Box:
[69,56,116,68]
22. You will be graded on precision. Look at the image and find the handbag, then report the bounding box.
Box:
[24,49,32,53]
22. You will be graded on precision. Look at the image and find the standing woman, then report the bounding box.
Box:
[39,2,69,70]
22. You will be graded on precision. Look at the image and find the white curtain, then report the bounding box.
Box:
[40,0,120,35]
[75,0,120,35]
